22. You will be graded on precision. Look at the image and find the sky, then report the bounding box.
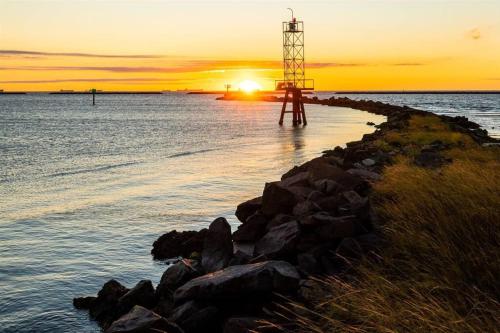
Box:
[0,0,499,91]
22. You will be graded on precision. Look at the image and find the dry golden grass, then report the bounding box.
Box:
[276,116,500,333]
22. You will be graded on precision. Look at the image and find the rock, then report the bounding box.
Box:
[265,214,294,231]
[228,250,253,266]
[89,279,129,327]
[156,260,203,300]
[347,168,382,182]
[117,280,156,314]
[152,229,207,260]
[73,296,96,309]
[362,158,376,167]
[292,200,320,216]
[261,182,298,216]
[233,242,255,257]
[223,317,280,333]
[313,179,338,195]
[174,261,300,302]
[307,190,325,202]
[315,215,362,241]
[308,163,364,191]
[235,197,262,223]
[202,217,233,273]
[232,213,268,242]
[299,211,335,227]
[366,121,375,126]
[297,253,321,276]
[414,151,451,168]
[105,305,183,333]
[169,301,219,333]
[280,171,310,188]
[315,196,340,213]
[255,221,300,258]
[342,191,366,209]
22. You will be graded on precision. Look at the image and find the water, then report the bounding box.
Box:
[315,93,500,138]
[0,93,386,332]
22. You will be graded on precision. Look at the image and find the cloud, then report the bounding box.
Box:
[393,63,425,66]
[0,78,188,84]
[467,28,481,40]
[0,50,162,59]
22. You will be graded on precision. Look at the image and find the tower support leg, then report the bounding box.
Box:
[279,89,289,126]
[292,89,300,126]
[300,100,307,126]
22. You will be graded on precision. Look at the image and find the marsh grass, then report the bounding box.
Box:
[275,115,500,333]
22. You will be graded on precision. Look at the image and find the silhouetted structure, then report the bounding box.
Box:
[276,9,314,126]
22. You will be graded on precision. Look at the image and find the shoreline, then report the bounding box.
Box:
[73,96,498,333]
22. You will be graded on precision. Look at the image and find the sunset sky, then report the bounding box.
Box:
[1,0,499,91]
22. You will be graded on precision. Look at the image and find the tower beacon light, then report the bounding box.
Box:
[276,9,314,126]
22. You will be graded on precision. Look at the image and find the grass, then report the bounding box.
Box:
[275,115,500,333]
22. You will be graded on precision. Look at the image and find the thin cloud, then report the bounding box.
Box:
[393,63,425,66]
[0,50,163,59]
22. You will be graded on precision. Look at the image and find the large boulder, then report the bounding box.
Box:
[232,212,268,242]
[88,279,129,327]
[152,229,207,260]
[174,261,300,302]
[169,300,220,333]
[261,182,298,216]
[201,217,233,273]
[255,221,300,258]
[105,305,183,333]
[308,163,364,191]
[235,197,262,223]
[117,280,156,314]
[156,259,203,300]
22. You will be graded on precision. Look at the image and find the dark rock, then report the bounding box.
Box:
[315,196,340,213]
[117,280,156,314]
[152,229,207,260]
[347,168,382,181]
[313,179,338,195]
[297,253,321,276]
[73,296,96,310]
[414,151,451,168]
[157,260,203,300]
[89,279,129,327]
[202,217,233,273]
[308,163,364,191]
[292,200,320,217]
[228,250,253,266]
[306,190,325,202]
[255,221,300,258]
[105,305,183,333]
[315,215,363,241]
[235,197,262,223]
[261,182,298,216]
[265,214,294,231]
[280,171,310,187]
[362,158,376,167]
[367,121,375,126]
[232,212,268,242]
[223,317,280,333]
[299,211,335,227]
[174,261,300,302]
[169,300,220,333]
[233,242,255,257]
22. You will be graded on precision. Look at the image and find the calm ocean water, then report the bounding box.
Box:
[0,93,497,332]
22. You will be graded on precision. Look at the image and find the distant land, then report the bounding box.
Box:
[0,90,499,95]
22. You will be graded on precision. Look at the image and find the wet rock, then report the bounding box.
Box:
[156,260,203,300]
[223,317,280,333]
[169,301,220,333]
[202,217,233,273]
[152,229,207,260]
[174,261,300,302]
[105,305,183,333]
[261,182,298,216]
[89,279,129,327]
[117,280,156,314]
[235,197,262,223]
[232,212,268,242]
[73,296,96,310]
[255,221,300,258]
[292,200,320,217]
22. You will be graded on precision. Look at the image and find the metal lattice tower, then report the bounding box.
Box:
[276,9,314,126]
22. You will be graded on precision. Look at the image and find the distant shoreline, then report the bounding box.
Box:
[1,90,499,95]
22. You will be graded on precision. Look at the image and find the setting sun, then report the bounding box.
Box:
[238,80,262,93]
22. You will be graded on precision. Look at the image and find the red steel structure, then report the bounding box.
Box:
[276,12,314,126]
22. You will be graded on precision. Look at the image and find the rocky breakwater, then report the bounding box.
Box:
[74,97,497,333]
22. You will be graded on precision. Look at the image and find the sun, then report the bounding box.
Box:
[238,80,262,93]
